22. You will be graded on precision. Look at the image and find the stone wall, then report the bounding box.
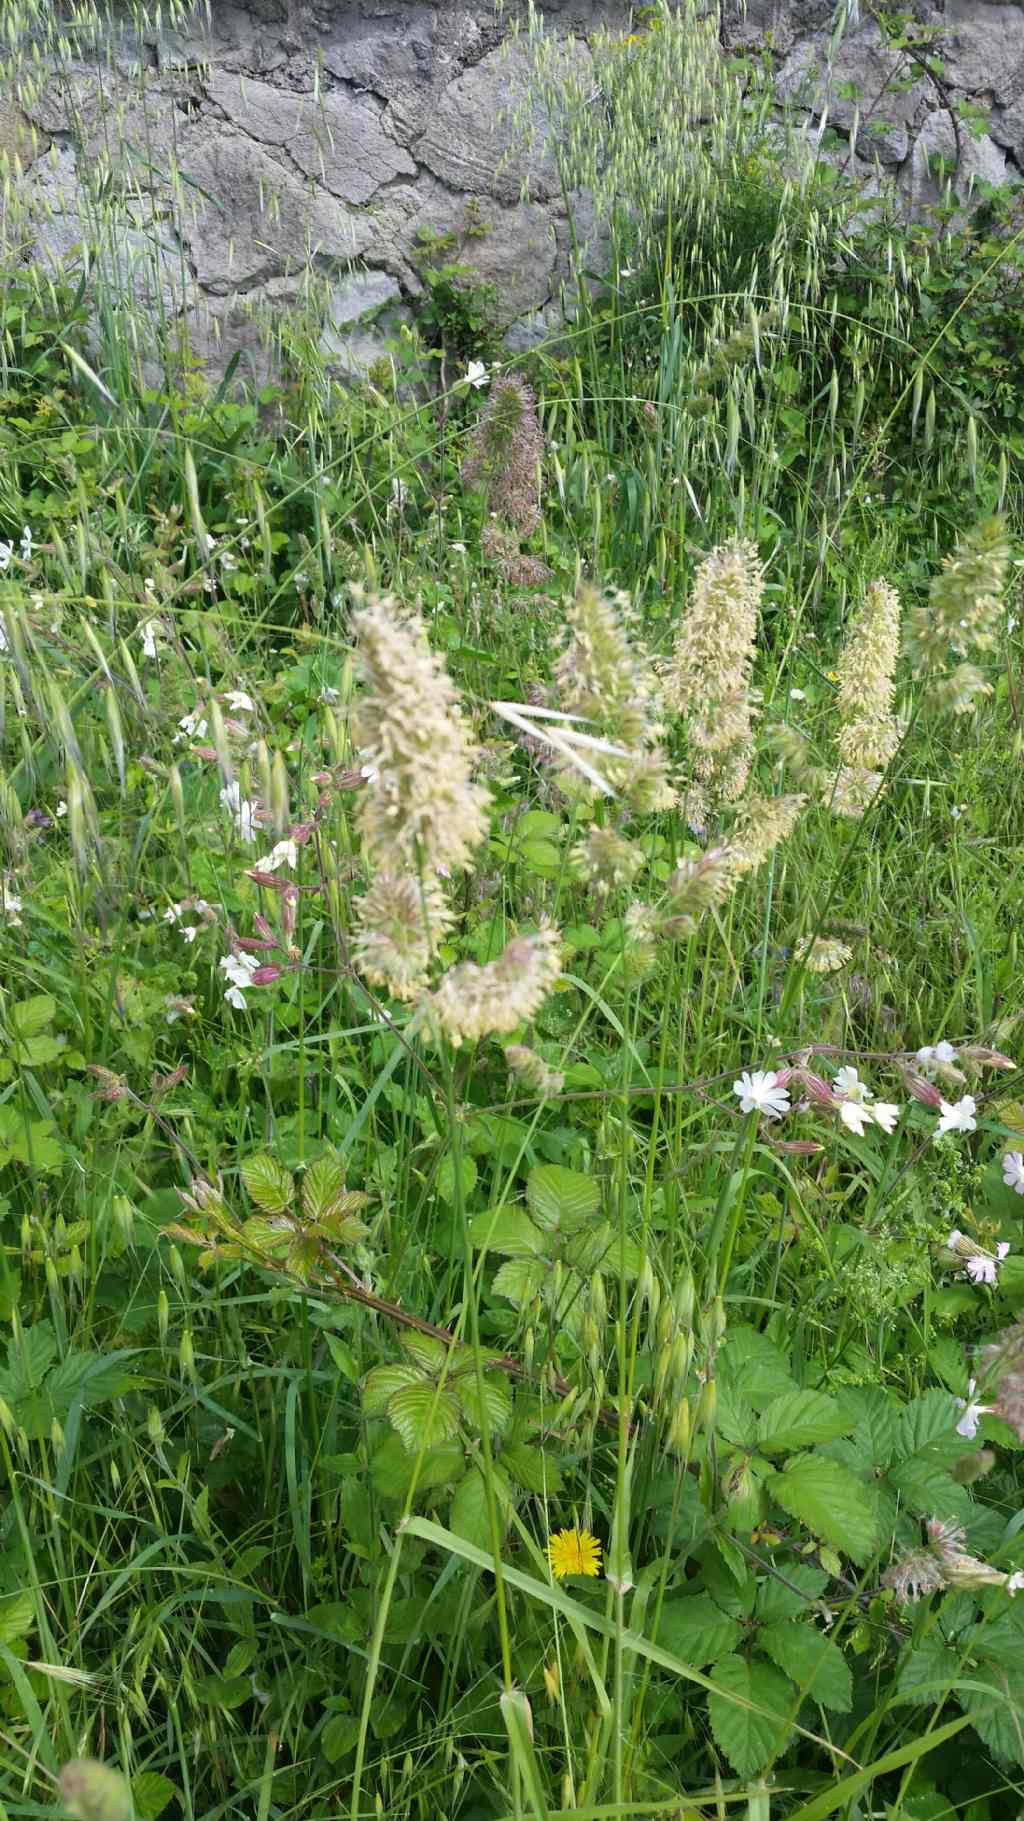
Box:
[2,1,1023,386]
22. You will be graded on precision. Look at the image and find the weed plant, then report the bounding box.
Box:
[1,4,1024,1821]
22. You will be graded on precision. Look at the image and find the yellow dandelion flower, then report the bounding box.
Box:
[547,1528,602,1580]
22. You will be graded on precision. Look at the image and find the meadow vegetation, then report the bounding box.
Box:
[3,3,1024,1819]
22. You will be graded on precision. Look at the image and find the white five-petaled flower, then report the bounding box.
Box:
[219,780,259,844]
[139,620,159,659]
[254,838,298,873]
[0,542,12,573]
[833,1066,901,1136]
[55,800,67,818]
[1007,1571,1024,1595]
[965,1243,1010,1286]
[789,687,806,701]
[224,689,256,714]
[219,950,259,1009]
[1003,1152,1024,1195]
[20,526,33,563]
[936,1094,977,1136]
[733,1069,791,1121]
[174,709,208,744]
[917,1040,957,1073]
[955,1379,994,1438]
[463,360,490,389]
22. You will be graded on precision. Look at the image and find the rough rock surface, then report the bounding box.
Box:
[3,0,1024,387]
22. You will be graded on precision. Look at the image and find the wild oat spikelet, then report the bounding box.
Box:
[351,593,491,875]
[462,375,545,538]
[909,519,1010,714]
[422,927,562,1047]
[730,793,807,874]
[836,579,902,770]
[660,845,741,936]
[352,873,454,1001]
[571,826,646,894]
[555,583,675,810]
[505,1044,565,1098]
[622,901,660,984]
[665,539,765,812]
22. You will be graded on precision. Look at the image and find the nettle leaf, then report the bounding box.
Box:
[719,1328,797,1408]
[759,1620,852,1712]
[768,1454,877,1563]
[437,1152,478,1204]
[492,1257,547,1306]
[755,1562,829,1621]
[10,995,56,1040]
[757,1390,853,1454]
[653,1595,742,1667]
[898,1389,963,1458]
[466,1208,545,1257]
[301,1154,348,1222]
[386,1383,461,1451]
[526,1164,600,1232]
[241,1152,294,1215]
[498,1442,563,1495]
[454,1370,513,1436]
[450,1464,511,1552]
[362,1363,423,1416]
[895,1635,964,1706]
[706,1654,795,1777]
[835,1385,900,1469]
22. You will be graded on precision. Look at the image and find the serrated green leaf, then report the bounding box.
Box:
[527,1164,600,1231]
[835,1385,899,1468]
[437,1151,478,1205]
[895,1636,964,1706]
[450,1465,511,1551]
[898,1389,963,1459]
[398,1330,450,1372]
[958,1662,1024,1764]
[132,1771,178,1821]
[760,1620,852,1712]
[241,1151,294,1215]
[887,1455,972,1522]
[706,1653,795,1775]
[0,1590,35,1645]
[370,1433,417,1499]
[387,1382,460,1451]
[768,1454,877,1563]
[10,994,55,1039]
[321,1712,360,1764]
[755,1562,829,1621]
[416,1441,465,1491]
[301,1153,348,1222]
[455,1370,513,1436]
[18,1034,64,1066]
[194,1673,250,1708]
[492,1257,547,1305]
[499,1442,562,1495]
[0,1109,63,1171]
[466,1208,545,1257]
[654,1595,742,1667]
[362,1363,422,1415]
[719,1327,797,1407]
[240,1215,292,1256]
[758,1390,853,1454]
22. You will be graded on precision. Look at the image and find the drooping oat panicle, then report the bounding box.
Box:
[422,927,562,1047]
[351,593,490,875]
[352,873,453,1002]
[461,375,544,537]
[504,1044,565,1098]
[836,578,902,770]
[665,539,765,812]
[555,583,674,811]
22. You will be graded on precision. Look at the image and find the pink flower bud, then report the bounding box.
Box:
[794,1070,835,1105]
[290,821,315,845]
[904,1071,943,1107]
[961,1046,1015,1071]
[235,934,277,952]
[254,913,275,942]
[251,965,283,986]
[770,1139,825,1155]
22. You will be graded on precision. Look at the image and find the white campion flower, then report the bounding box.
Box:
[55,800,67,818]
[834,1066,900,1135]
[871,1101,901,1135]
[1003,1152,1024,1195]
[935,1094,977,1136]
[219,950,259,1009]
[0,541,12,573]
[733,1070,791,1120]
[0,880,23,924]
[835,1065,870,1103]
[1007,1571,1024,1595]
[916,1040,957,1074]
[181,926,199,943]
[946,1228,1010,1286]
[139,620,159,659]
[219,780,258,844]
[254,838,298,872]
[956,1379,994,1438]
[174,709,208,744]
[20,527,33,563]
[224,689,256,714]
[463,360,490,389]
